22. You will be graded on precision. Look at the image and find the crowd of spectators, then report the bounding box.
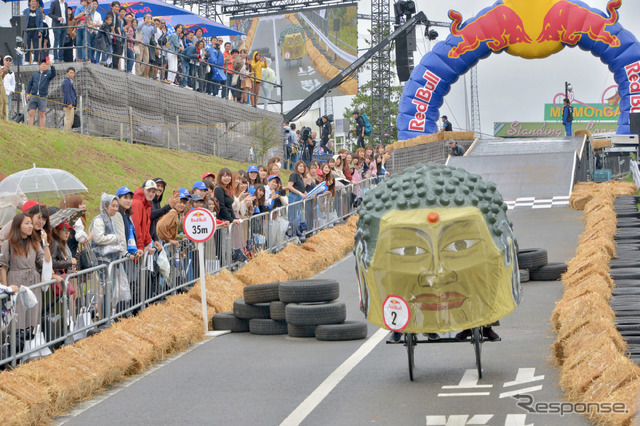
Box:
[0,150,383,350]
[17,0,278,107]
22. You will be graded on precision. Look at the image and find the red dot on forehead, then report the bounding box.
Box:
[427,212,439,223]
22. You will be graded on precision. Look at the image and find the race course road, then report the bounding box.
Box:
[57,208,590,426]
[252,14,330,102]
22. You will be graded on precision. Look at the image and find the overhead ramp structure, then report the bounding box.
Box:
[447,136,593,210]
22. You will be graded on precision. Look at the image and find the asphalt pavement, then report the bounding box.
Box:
[56,208,590,426]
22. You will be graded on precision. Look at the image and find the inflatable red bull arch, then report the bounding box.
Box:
[397,0,639,139]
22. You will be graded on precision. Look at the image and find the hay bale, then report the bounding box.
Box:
[0,371,49,424]
[204,269,246,313]
[136,304,202,354]
[166,293,206,322]
[188,279,218,309]
[589,377,640,425]
[592,139,612,150]
[584,356,640,404]
[562,320,626,361]
[563,267,613,289]
[273,244,314,279]
[118,315,176,360]
[95,323,156,374]
[553,296,616,348]
[15,353,100,415]
[559,338,623,398]
[234,251,289,285]
[299,242,334,270]
[0,389,31,426]
[558,274,612,308]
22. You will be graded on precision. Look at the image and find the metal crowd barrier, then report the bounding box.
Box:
[0,177,376,368]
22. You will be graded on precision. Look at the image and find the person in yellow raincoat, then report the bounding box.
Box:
[251,51,268,107]
[354,163,521,343]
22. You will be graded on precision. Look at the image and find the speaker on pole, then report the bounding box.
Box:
[630,112,640,136]
[395,30,416,82]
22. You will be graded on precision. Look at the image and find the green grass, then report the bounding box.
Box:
[0,121,280,216]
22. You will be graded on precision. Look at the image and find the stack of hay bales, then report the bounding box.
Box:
[552,181,640,425]
[0,218,359,425]
[385,131,476,151]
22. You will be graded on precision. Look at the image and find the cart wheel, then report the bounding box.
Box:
[472,328,483,379]
[405,333,416,381]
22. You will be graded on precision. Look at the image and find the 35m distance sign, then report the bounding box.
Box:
[182,208,216,243]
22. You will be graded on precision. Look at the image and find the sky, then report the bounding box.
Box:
[3,0,640,137]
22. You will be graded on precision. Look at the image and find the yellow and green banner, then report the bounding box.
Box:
[544,103,620,122]
[494,121,617,137]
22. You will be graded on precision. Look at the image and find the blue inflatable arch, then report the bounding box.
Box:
[397,0,640,140]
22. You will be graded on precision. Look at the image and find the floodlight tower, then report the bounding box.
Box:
[370,0,393,144]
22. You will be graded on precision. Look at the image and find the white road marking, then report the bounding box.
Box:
[442,369,493,389]
[279,328,388,426]
[53,333,227,425]
[426,414,493,425]
[503,368,544,387]
[504,414,533,426]
[437,392,491,397]
[499,385,543,399]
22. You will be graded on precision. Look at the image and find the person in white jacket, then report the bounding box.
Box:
[2,56,15,120]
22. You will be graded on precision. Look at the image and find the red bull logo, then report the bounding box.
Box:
[388,299,402,310]
[625,61,640,113]
[447,0,621,60]
[448,5,532,59]
[536,0,621,47]
[409,70,441,132]
[193,212,204,217]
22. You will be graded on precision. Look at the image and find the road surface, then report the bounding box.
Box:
[56,208,590,426]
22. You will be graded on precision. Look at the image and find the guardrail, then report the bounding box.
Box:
[0,177,375,368]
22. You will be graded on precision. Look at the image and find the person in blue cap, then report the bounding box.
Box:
[192,181,207,201]
[247,165,260,186]
[189,193,206,209]
[113,186,142,259]
[156,188,189,246]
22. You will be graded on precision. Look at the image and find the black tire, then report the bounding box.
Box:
[613,288,640,296]
[519,269,530,283]
[529,262,567,281]
[614,280,640,287]
[287,323,316,338]
[285,301,347,326]
[270,301,287,321]
[315,321,368,341]
[618,212,640,219]
[517,248,548,270]
[610,268,640,280]
[616,222,640,228]
[615,231,640,241]
[610,260,640,269]
[233,299,271,319]
[212,312,250,332]
[249,319,288,335]
[279,279,340,303]
[244,282,281,304]
[406,333,416,381]
[613,310,640,317]
[472,327,483,379]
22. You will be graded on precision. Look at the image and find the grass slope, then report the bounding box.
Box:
[0,121,252,216]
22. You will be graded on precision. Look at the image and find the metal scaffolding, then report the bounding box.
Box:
[470,65,481,135]
[370,0,393,145]
[221,0,355,18]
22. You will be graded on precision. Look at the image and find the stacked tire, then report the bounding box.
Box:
[610,195,640,362]
[212,279,368,342]
[517,248,567,282]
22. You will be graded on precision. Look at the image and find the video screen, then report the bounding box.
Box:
[230,5,358,102]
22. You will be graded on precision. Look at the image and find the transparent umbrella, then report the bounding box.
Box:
[0,164,88,201]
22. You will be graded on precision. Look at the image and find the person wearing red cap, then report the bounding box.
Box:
[202,172,216,186]
[315,168,324,185]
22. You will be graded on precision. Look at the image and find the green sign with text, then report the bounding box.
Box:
[544,103,620,121]
[494,121,617,138]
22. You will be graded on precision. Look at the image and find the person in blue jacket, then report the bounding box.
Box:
[181,41,198,88]
[207,41,226,97]
[24,0,45,64]
[26,59,56,128]
[562,98,574,136]
[61,66,76,131]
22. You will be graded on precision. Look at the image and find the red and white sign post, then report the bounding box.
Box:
[182,208,217,334]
